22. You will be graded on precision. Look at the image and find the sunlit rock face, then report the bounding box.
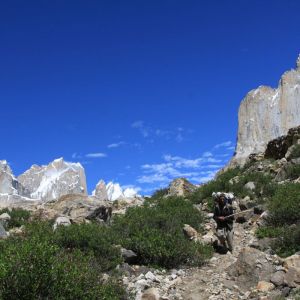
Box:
[232,55,300,166]
[18,158,87,201]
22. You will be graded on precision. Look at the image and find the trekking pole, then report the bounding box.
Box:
[223,208,253,219]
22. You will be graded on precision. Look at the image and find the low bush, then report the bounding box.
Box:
[283,164,300,180]
[187,167,274,207]
[151,188,169,199]
[54,223,122,271]
[256,226,285,239]
[289,144,300,159]
[272,225,300,257]
[0,222,126,300]
[267,183,300,226]
[112,196,212,268]
[187,168,241,205]
[0,208,30,229]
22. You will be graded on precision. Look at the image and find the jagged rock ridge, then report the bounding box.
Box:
[93,180,139,201]
[18,158,87,201]
[232,54,300,166]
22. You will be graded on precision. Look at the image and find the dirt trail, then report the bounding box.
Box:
[176,223,255,300]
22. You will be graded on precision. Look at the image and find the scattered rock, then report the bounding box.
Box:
[256,281,275,292]
[141,288,160,300]
[0,212,11,227]
[53,216,71,230]
[270,271,285,286]
[284,267,300,288]
[244,182,256,191]
[121,248,138,264]
[283,254,300,270]
[183,224,199,241]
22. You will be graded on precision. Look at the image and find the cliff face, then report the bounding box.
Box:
[232,55,300,165]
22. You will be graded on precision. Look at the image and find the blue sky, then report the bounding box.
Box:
[0,0,299,195]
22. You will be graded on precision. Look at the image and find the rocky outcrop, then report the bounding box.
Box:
[168,178,196,197]
[18,158,87,201]
[265,125,300,160]
[0,160,26,195]
[232,55,300,166]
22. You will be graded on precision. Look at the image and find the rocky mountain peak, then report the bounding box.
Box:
[231,55,300,166]
[17,158,87,201]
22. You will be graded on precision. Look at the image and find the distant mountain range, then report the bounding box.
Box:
[0,158,139,205]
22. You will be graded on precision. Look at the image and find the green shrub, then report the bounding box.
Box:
[0,223,126,300]
[187,167,241,205]
[0,208,30,230]
[151,188,169,199]
[289,144,300,159]
[272,225,300,258]
[54,223,122,271]
[112,197,212,268]
[256,226,285,239]
[284,164,300,180]
[187,168,274,207]
[268,183,300,226]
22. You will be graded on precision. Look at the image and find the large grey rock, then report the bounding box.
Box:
[270,271,285,286]
[42,194,112,223]
[231,55,300,166]
[227,247,276,291]
[53,216,71,231]
[18,158,87,201]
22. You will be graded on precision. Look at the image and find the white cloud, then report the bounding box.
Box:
[213,141,232,149]
[71,152,82,159]
[202,151,213,157]
[107,141,125,148]
[85,153,107,158]
[131,120,149,137]
[137,139,235,189]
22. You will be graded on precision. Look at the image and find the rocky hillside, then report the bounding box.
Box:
[231,54,300,166]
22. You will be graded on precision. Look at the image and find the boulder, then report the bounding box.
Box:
[0,212,11,227]
[121,248,138,264]
[283,254,300,270]
[183,224,199,241]
[141,288,160,300]
[284,267,300,288]
[244,181,256,191]
[86,206,112,223]
[53,216,71,231]
[270,271,285,287]
[227,247,276,291]
[256,281,275,292]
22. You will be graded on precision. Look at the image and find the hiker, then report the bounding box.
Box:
[213,192,234,253]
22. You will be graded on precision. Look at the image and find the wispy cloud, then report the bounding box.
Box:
[131,121,150,137]
[85,152,107,158]
[107,141,125,148]
[213,141,232,149]
[137,140,235,187]
[71,153,82,159]
[131,121,191,143]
